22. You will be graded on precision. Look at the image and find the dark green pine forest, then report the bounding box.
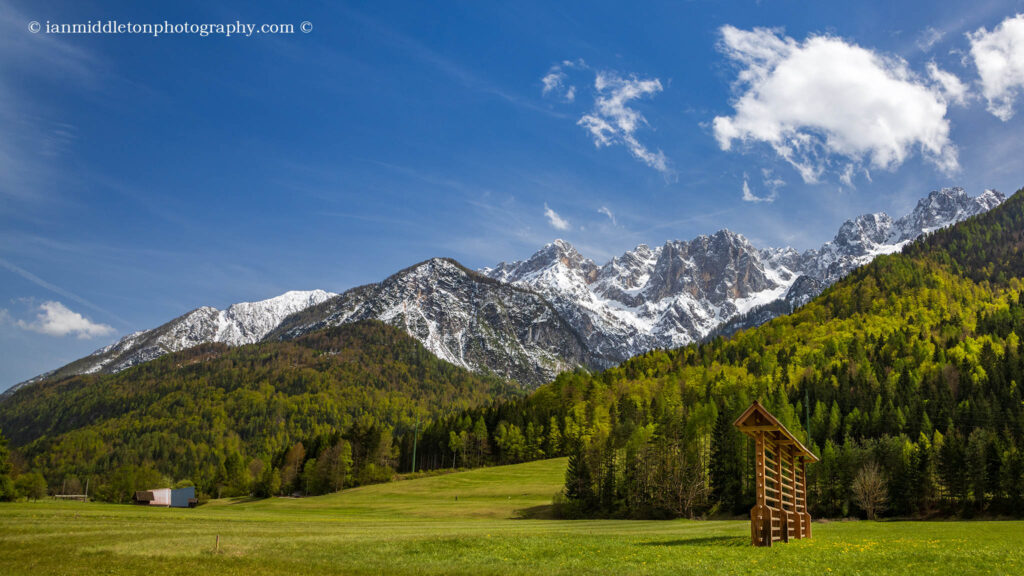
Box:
[2,188,1024,520]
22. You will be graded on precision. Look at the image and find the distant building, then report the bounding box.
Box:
[132,486,197,508]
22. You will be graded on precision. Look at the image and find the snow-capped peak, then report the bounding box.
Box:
[39,289,337,380]
[215,289,337,345]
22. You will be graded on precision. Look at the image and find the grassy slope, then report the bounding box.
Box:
[2,458,1023,575]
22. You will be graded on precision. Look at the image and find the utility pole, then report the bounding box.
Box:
[411,413,420,474]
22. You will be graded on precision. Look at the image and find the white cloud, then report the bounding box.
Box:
[839,163,856,188]
[927,62,969,106]
[598,206,617,225]
[542,61,671,175]
[14,301,115,339]
[713,26,959,184]
[540,60,584,102]
[543,203,570,230]
[741,177,775,203]
[542,70,569,99]
[968,14,1024,121]
[578,72,670,174]
[917,27,945,52]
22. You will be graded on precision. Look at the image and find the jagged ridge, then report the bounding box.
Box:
[482,187,1004,358]
[8,187,1004,394]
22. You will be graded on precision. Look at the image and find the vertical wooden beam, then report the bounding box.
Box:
[775,436,787,543]
[756,432,765,508]
[790,445,802,539]
[750,431,771,546]
[801,456,812,539]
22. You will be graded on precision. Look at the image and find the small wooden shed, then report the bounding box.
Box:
[132,487,197,508]
[733,401,818,546]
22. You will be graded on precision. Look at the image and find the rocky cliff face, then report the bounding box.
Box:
[482,230,796,363]
[268,258,594,387]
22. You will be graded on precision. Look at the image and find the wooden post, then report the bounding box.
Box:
[776,442,788,543]
[801,457,812,538]
[750,431,772,547]
[789,446,802,539]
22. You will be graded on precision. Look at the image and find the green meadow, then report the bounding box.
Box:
[1,458,1022,575]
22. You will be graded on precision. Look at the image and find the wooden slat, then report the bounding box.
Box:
[737,425,779,431]
[755,432,766,508]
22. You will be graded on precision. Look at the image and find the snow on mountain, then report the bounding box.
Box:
[483,187,1005,360]
[268,258,594,386]
[808,187,1005,287]
[9,290,336,388]
[481,230,799,362]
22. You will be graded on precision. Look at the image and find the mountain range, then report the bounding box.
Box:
[6,187,1004,391]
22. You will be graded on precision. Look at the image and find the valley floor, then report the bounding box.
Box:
[1,458,1022,575]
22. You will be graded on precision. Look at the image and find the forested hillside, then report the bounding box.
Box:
[416,189,1024,519]
[3,191,1023,518]
[0,321,516,502]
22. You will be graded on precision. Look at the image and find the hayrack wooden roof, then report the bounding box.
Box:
[733,400,819,462]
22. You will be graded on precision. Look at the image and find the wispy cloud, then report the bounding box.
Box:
[714,25,959,185]
[345,6,560,118]
[0,256,127,326]
[917,26,945,52]
[541,59,586,102]
[0,1,104,203]
[741,177,775,203]
[598,206,617,225]
[541,61,672,175]
[544,203,570,230]
[927,62,970,106]
[11,300,115,339]
[578,72,671,175]
[968,13,1024,121]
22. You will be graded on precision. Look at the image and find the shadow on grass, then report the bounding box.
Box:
[640,536,748,547]
[220,496,263,505]
[513,505,557,520]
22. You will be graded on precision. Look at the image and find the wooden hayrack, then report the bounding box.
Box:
[733,401,818,546]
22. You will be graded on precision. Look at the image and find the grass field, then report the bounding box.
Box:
[2,458,1023,575]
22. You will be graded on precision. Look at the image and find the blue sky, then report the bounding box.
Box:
[3,0,1024,388]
